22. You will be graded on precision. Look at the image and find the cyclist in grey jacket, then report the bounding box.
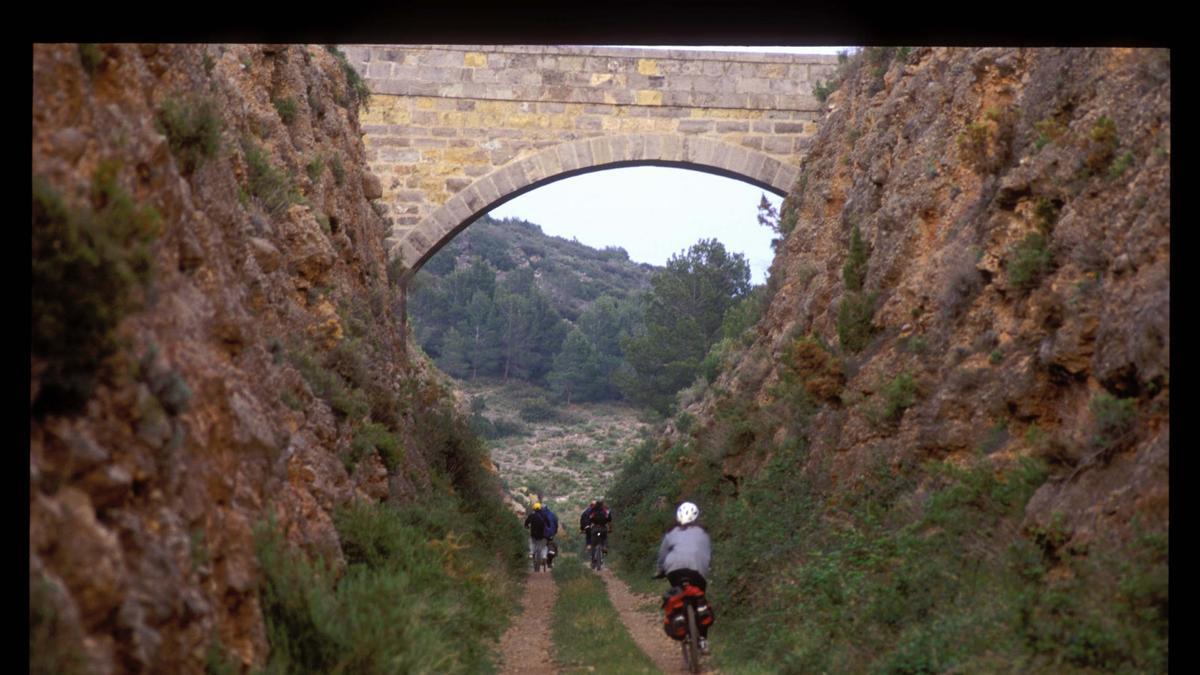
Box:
[656,501,711,590]
[657,501,713,652]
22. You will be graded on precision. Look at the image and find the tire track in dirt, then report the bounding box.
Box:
[498,566,558,674]
[598,568,719,674]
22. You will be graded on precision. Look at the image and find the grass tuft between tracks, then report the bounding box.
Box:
[551,553,659,674]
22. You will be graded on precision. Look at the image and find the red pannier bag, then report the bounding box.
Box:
[661,585,715,641]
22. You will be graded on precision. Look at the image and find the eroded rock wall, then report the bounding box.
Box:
[31,43,443,673]
[691,47,1168,547]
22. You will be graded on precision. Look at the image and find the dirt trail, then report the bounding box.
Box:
[598,568,719,674]
[498,566,558,674]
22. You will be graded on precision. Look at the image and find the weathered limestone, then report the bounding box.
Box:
[341,44,839,272]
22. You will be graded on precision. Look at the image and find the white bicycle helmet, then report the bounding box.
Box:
[676,501,700,525]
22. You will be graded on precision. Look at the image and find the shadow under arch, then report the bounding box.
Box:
[388,133,800,279]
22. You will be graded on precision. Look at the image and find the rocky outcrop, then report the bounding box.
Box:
[31,44,454,673]
[688,48,1168,549]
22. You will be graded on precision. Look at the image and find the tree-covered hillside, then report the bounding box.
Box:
[409,215,765,411]
[416,215,655,321]
[409,215,654,400]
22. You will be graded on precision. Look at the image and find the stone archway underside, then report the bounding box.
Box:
[341,45,838,272]
[400,139,799,271]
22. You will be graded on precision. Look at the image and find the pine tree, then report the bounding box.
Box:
[446,258,496,318]
[495,290,531,381]
[462,290,500,378]
[491,269,567,382]
[838,225,874,352]
[618,238,750,415]
[439,327,472,379]
[843,225,868,292]
[577,294,641,400]
[548,328,600,404]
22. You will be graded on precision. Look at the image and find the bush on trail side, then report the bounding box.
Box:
[257,493,525,673]
[606,409,1166,673]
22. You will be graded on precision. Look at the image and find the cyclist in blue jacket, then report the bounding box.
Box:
[542,502,560,568]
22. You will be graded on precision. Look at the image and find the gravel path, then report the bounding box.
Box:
[598,568,718,674]
[497,565,559,674]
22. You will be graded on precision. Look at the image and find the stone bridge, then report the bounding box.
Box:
[341,45,838,275]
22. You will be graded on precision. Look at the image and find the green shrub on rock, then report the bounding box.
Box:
[1089,392,1136,452]
[242,140,298,216]
[837,225,875,353]
[32,166,161,416]
[77,43,103,77]
[350,422,403,472]
[325,46,372,111]
[838,291,876,353]
[272,96,298,125]
[157,95,222,175]
[1007,232,1053,292]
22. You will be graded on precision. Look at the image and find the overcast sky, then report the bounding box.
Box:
[488,45,851,285]
[490,167,782,284]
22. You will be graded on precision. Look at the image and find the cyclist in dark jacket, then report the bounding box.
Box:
[579,500,596,555]
[587,500,612,555]
[523,502,550,570]
[579,500,596,532]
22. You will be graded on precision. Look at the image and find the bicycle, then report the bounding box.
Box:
[680,584,702,674]
[656,572,712,673]
[532,539,548,572]
[587,524,608,571]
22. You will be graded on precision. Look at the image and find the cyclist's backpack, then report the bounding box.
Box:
[660,585,715,641]
[590,507,610,526]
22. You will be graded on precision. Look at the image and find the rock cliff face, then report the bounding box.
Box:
[689,47,1168,548]
[31,44,466,672]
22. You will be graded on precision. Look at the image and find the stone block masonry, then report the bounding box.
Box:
[340,44,838,272]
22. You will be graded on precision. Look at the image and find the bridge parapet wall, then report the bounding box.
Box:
[342,44,837,111]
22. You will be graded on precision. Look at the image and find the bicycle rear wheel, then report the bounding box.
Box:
[684,603,701,673]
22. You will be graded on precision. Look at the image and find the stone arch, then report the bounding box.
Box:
[389,133,800,276]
